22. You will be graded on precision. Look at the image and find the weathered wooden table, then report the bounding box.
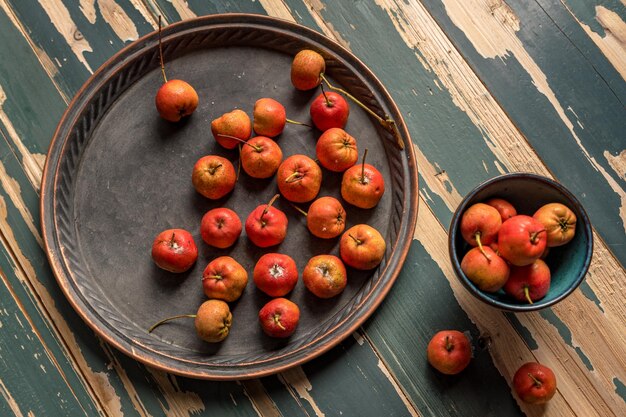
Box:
[0,1,624,416]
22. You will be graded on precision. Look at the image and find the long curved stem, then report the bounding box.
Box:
[148,314,195,333]
[320,73,404,149]
[158,16,167,84]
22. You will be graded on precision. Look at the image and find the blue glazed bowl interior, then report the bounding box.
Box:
[449,174,593,311]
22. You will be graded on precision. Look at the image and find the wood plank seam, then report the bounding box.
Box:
[534,0,625,106]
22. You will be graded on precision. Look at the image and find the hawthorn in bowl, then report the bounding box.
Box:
[449,173,593,312]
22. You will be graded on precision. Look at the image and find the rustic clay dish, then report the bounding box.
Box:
[41,14,418,379]
[448,173,592,312]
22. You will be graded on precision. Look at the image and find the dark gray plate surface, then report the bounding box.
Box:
[41,14,418,379]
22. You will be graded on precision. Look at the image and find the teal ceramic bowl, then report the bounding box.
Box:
[448,173,593,312]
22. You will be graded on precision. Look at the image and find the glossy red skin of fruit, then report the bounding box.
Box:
[194,300,232,343]
[498,215,547,266]
[513,362,557,404]
[151,228,198,273]
[461,247,510,292]
[316,128,358,172]
[200,208,242,249]
[277,155,322,203]
[155,79,199,122]
[427,330,472,375]
[533,203,577,247]
[202,256,248,302]
[253,98,287,137]
[504,259,551,303]
[339,224,386,270]
[303,255,347,298]
[211,109,251,149]
[259,298,300,338]
[341,163,385,209]
[484,198,517,222]
[307,196,346,239]
[240,136,283,179]
[310,91,349,131]
[291,50,325,91]
[460,203,502,247]
[245,203,288,248]
[191,155,236,200]
[253,253,298,297]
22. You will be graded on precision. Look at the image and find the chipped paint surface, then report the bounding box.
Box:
[167,0,196,20]
[0,85,45,192]
[375,360,420,417]
[37,0,94,73]
[259,0,295,22]
[280,367,325,417]
[98,0,139,42]
[79,0,97,24]
[605,149,626,180]
[0,161,42,247]
[240,380,281,417]
[441,0,626,232]
[0,1,69,103]
[563,4,626,81]
[146,369,205,417]
[0,378,26,417]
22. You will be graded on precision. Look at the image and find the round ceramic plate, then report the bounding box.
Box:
[41,14,418,380]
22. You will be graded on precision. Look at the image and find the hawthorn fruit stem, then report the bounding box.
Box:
[261,194,280,219]
[348,233,362,245]
[237,144,242,181]
[320,82,332,106]
[528,373,542,387]
[445,335,453,352]
[474,232,491,262]
[360,148,368,184]
[523,286,534,305]
[286,118,311,128]
[148,314,196,333]
[208,164,222,175]
[157,16,168,84]
[290,203,308,217]
[273,314,286,331]
[217,134,261,152]
[319,73,404,149]
[530,229,546,244]
[284,171,303,183]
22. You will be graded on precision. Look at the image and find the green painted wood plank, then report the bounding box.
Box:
[0,5,67,156]
[535,0,626,103]
[0,266,95,417]
[0,127,264,416]
[420,0,626,265]
[365,240,522,417]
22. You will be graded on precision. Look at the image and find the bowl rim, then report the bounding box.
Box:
[448,172,594,312]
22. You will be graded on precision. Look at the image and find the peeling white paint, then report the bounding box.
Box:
[439,0,626,232]
[376,360,420,417]
[563,4,626,81]
[37,0,94,73]
[167,0,196,20]
[98,0,139,42]
[0,378,26,417]
[280,367,326,417]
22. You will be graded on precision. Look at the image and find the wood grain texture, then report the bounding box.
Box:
[297,1,626,416]
[0,0,623,416]
[0,1,424,416]
[422,0,626,263]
